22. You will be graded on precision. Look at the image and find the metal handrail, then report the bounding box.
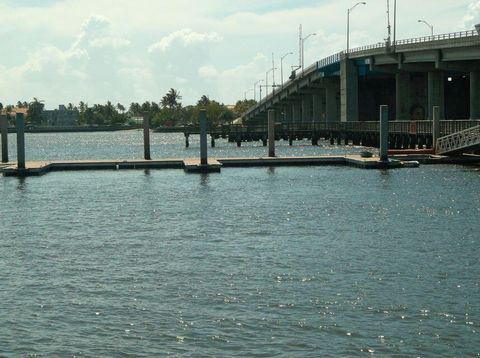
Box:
[348,29,478,55]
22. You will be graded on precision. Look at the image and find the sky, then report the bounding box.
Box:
[0,0,479,109]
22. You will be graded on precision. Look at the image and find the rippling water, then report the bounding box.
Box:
[4,130,374,161]
[1,132,479,357]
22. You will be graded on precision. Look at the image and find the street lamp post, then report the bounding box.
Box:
[254,80,263,101]
[266,68,277,96]
[347,2,366,57]
[259,85,268,101]
[302,33,316,72]
[280,52,293,86]
[417,19,434,37]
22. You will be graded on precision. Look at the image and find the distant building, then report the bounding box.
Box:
[130,116,144,124]
[0,107,28,117]
[42,105,79,126]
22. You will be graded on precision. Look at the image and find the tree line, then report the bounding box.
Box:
[0,89,257,127]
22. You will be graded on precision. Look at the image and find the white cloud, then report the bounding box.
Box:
[0,0,477,107]
[89,37,131,49]
[460,1,480,29]
[198,65,219,78]
[148,28,222,53]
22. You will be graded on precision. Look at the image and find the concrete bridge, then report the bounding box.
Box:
[243,29,480,127]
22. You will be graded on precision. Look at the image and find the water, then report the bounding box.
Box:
[1,132,479,357]
[3,130,374,161]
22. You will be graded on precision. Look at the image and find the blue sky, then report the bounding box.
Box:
[0,0,478,108]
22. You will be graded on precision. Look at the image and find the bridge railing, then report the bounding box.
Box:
[229,120,480,136]
[395,29,477,45]
[248,52,344,114]
[347,30,478,56]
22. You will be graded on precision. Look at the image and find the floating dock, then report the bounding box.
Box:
[0,155,414,177]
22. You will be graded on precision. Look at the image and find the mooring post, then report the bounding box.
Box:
[268,109,275,157]
[143,112,151,160]
[432,106,440,152]
[199,109,208,165]
[16,113,25,169]
[0,115,8,163]
[185,134,189,148]
[380,105,389,162]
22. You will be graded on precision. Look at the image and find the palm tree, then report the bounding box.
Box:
[197,95,210,106]
[129,102,141,116]
[161,88,182,109]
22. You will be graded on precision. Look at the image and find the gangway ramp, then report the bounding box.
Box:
[436,125,480,155]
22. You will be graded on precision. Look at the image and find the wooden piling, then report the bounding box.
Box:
[16,113,25,169]
[432,106,440,152]
[0,115,8,163]
[143,112,151,160]
[268,109,275,157]
[199,110,208,165]
[379,105,389,162]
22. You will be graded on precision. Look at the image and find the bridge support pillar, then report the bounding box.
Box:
[312,91,324,122]
[301,95,312,123]
[428,71,444,120]
[0,115,8,163]
[283,105,293,123]
[396,72,410,120]
[268,109,275,157]
[326,80,339,122]
[292,102,302,123]
[470,71,480,119]
[16,113,25,169]
[340,59,359,122]
[274,106,281,123]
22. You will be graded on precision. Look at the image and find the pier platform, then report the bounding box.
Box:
[0,155,429,177]
[2,154,478,177]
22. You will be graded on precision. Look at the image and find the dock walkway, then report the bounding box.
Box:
[6,154,473,177]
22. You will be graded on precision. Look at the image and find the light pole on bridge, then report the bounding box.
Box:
[254,79,263,102]
[244,89,253,101]
[417,19,434,37]
[346,2,367,57]
[265,67,277,97]
[301,33,316,72]
[280,52,293,86]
